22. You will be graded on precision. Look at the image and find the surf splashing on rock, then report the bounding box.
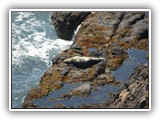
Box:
[11,11,73,108]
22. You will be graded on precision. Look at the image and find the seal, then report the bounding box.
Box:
[64,56,105,69]
[64,56,104,63]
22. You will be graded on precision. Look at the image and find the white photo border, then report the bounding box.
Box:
[9,9,151,111]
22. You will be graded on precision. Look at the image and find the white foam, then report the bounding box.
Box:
[12,12,73,67]
[12,38,73,65]
[72,23,82,40]
[12,12,76,108]
[12,34,73,66]
[15,12,34,22]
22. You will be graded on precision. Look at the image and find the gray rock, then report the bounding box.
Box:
[111,47,124,56]
[61,68,69,76]
[71,44,82,50]
[108,65,149,108]
[132,18,148,39]
[51,12,91,40]
[118,12,145,29]
[89,48,108,58]
[52,53,68,64]
[62,83,91,98]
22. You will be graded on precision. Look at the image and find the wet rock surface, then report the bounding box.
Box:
[108,64,149,108]
[22,11,149,109]
[61,83,91,98]
[79,64,149,109]
[51,12,91,40]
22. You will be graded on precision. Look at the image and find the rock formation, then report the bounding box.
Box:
[51,12,91,40]
[79,64,149,109]
[108,64,149,108]
[22,11,149,109]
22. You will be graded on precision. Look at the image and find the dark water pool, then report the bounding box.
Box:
[112,48,148,81]
[32,82,119,108]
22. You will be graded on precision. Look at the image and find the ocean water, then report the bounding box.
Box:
[11,11,73,108]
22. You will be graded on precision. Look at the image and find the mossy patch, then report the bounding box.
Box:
[39,70,63,96]
[107,57,126,70]
[25,87,41,101]
[134,38,148,50]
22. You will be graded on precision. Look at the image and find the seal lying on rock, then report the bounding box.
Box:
[64,56,105,69]
[64,56,104,63]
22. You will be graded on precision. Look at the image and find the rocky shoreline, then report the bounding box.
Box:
[22,11,149,109]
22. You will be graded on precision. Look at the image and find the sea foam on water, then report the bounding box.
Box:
[11,11,75,108]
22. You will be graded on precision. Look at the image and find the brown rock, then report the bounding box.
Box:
[118,89,129,102]
[23,11,149,108]
[91,74,115,87]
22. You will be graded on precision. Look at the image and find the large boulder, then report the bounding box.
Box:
[51,12,91,40]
